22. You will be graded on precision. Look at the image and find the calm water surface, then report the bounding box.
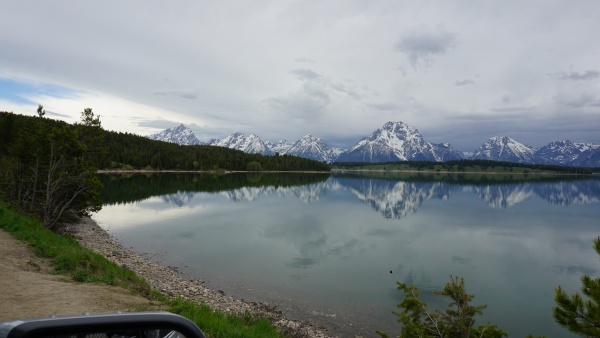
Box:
[94,173,600,337]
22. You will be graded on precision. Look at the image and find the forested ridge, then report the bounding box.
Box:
[0,111,331,172]
[333,159,593,174]
[0,110,329,228]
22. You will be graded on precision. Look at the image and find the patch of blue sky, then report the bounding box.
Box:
[0,77,81,105]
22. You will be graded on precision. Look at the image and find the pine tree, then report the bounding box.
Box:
[554,237,600,336]
[377,275,507,338]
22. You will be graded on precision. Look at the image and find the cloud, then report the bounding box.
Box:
[490,106,538,113]
[154,90,199,100]
[264,68,365,121]
[394,26,458,69]
[367,103,401,111]
[557,94,600,108]
[294,57,315,63]
[455,79,476,86]
[550,70,600,81]
[0,77,83,105]
[290,69,320,81]
[45,111,72,119]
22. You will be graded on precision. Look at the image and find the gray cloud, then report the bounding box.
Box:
[455,79,476,86]
[290,69,320,81]
[557,94,600,108]
[490,106,538,113]
[329,82,362,100]
[550,70,600,81]
[154,90,199,100]
[263,82,331,119]
[395,26,458,69]
[294,57,315,63]
[2,2,600,149]
[367,103,401,111]
[45,111,72,119]
[264,68,365,120]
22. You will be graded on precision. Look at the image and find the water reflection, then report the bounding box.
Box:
[100,174,600,218]
[95,173,600,338]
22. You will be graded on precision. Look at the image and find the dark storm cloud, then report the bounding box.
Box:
[455,79,476,86]
[550,70,600,81]
[394,26,458,69]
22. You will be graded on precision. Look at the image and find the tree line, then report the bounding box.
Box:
[0,108,103,228]
[0,110,329,228]
[101,130,331,172]
[333,159,594,174]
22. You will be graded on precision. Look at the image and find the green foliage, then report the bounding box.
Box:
[333,159,592,175]
[378,276,507,338]
[168,297,284,338]
[100,129,330,172]
[0,202,151,295]
[0,202,287,337]
[247,161,262,171]
[554,237,600,336]
[0,110,103,228]
[1,111,329,176]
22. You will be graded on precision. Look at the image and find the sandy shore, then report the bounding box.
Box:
[64,217,336,338]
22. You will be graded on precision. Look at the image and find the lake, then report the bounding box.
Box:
[93,172,600,337]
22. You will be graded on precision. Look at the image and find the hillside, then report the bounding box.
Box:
[0,112,330,172]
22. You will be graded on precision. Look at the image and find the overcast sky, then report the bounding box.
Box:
[1,1,599,151]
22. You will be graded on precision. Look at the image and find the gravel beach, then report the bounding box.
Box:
[64,217,338,338]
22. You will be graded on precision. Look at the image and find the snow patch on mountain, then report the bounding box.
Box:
[264,140,294,154]
[285,135,341,163]
[471,136,536,163]
[336,121,464,162]
[147,124,202,145]
[207,132,274,155]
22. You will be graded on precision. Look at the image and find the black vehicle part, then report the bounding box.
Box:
[0,312,206,338]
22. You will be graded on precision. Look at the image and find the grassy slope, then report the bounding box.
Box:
[0,202,285,338]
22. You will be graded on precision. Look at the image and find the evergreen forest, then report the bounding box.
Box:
[0,110,329,228]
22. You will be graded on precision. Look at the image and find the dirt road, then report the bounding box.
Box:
[0,229,156,322]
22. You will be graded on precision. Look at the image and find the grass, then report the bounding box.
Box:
[0,202,286,338]
[167,298,283,338]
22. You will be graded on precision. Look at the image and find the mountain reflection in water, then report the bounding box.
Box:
[96,172,600,337]
[100,173,600,219]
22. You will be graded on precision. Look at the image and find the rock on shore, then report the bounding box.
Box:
[64,217,334,338]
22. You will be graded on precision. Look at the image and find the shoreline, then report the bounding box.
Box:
[65,217,334,338]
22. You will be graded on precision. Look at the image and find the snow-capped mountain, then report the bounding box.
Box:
[207,132,274,155]
[569,147,600,167]
[264,140,295,155]
[336,121,465,162]
[147,124,202,145]
[471,136,536,163]
[533,140,600,167]
[145,122,600,167]
[284,135,342,163]
[533,140,587,165]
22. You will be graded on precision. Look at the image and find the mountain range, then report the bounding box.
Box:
[146,122,600,167]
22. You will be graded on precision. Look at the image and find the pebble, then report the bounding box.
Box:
[62,218,333,338]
